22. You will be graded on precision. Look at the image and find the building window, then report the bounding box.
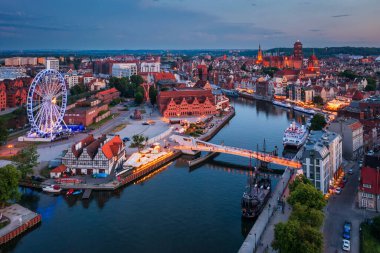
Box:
[363,184,372,189]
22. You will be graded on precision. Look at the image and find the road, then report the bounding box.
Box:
[323,161,377,253]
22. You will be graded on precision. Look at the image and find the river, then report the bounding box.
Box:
[3,98,309,253]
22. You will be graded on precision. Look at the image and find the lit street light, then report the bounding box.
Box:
[7,144,13,155]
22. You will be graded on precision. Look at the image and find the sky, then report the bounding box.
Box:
[0,0,379,50]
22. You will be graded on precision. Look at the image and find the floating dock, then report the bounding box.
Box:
[82,189,92,199]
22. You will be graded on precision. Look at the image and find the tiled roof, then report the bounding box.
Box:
[96,87,119,96]
[51,164,67,173]
[102,135,123,159]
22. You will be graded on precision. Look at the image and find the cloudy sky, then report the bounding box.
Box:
[0,0,379,50]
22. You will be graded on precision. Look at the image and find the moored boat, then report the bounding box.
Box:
[42,185,62,194]
[283,121,309,149]
[272,100,292,109]
[241,173,271,218]
[66,189,74,196]
[293,105,315,115]
[72,189,83,196]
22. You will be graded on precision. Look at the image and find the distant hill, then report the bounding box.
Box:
[0,47,379,58]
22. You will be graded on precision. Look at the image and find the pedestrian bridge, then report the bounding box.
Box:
[170,135,302,169]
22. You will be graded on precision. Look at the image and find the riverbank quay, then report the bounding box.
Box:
[0,204,41,245]
[238,149,302,253]
[38,108,236,192]
[237,91,272,102]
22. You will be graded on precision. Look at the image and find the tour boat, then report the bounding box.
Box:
[42,185,62,194]
[241,173,271,219]
[293,105,315,115]
[283,121,309,149]
[272,100,292,109]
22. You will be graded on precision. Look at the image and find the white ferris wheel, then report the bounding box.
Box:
[27,69,68,138]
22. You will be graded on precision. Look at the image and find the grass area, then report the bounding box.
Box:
[89,113,120,129]
[111,123,127,133]
[361,223,380,253]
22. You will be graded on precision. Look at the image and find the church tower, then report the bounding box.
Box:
[256,44,263,64]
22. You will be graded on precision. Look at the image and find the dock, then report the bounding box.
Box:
[0,204,41,245]
[188,152,219,167]
[82,189,92,199]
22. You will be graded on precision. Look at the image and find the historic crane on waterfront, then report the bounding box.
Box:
[170,135,302,169]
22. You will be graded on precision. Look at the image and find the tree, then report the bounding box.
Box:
[288,183,326,210]
[290,203,324,228]
[365,77,377,91]
[130,75,144,86]
[0,118,8,145]
[130,134,148,150]
[0,164,21,207]
[149,86,158,105]
[289,174,312,192]
[272,220,299,253]
[70,83,87,95]
[135,92,144,105]
[310,113,327,131]
[12,145,39,179]
[272,220,323,253]
[312,96,324,105]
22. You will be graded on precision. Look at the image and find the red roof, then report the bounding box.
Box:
[51,164,67,173]
[97,87,119,96]
[350,121,362,131]
[102,135,123,159]
[153,72,176,82]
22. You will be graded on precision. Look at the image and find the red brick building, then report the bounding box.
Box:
[0,83,6,110]
[95,88,120,104]
[157,88,217,117]
[64,99,109,126]
[358,153,380,211]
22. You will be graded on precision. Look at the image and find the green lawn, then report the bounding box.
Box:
[361,223,380,253]
[89,113,119,129]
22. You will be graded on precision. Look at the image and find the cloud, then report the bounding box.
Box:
[309,29,321,32]
[331,14,350,18]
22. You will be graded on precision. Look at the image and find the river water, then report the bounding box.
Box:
[3,98,309,253]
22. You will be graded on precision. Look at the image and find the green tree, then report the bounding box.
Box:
[310,113,327,131]
[289,174,312,192]
[130,75,144,86]
[12,145,39,179]
[0,118,8,144]
[365,77,377,91]
[70,83,87,95]
[0,164,21,207]
[290,203,324,228]
[149,86,158,105]
[272,220,323,253]
[135,92,144,105]
[312,96,324,105]
[130,134,148,150]
[288,183,326,210]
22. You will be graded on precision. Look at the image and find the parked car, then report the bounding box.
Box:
[343,230,351,240]
[335,187,342,194]
[342,239,350,251]
[339,182,345,188]
[368,150,375,156]
[142,122,149,125]
[348,169,353,175]
[343,177,347,183]
[122,137,130,142]
[344,221,352,232]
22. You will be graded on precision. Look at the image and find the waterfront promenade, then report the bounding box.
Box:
[238,149,302,253]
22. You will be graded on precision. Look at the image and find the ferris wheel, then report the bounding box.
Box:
[27,69,67,138]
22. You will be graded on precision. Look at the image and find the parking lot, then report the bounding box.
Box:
[323,161,378,253]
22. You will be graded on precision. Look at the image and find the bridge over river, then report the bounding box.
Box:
[170,135,302,169]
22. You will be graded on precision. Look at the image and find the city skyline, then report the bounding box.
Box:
[1,0,380,50]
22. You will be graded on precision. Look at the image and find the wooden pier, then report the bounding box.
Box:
[82,189,92,199]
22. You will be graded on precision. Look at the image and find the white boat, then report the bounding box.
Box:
[42,185,62,193]
[283,121,309,149]
[293,105,315,115]
[272,100,292,109]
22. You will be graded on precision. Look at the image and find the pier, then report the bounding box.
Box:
[0,204,41,245]
[188,152,219,167]
[82,189,92,199]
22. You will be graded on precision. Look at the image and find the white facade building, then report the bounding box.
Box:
[46,58,59,70]
[140,61,160,73]
[112,63,137,78]
[302,130,343,194]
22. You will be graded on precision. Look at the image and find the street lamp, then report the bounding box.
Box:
[254,233,257,249]
[7,144,13,155]
[268,203,271,223]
